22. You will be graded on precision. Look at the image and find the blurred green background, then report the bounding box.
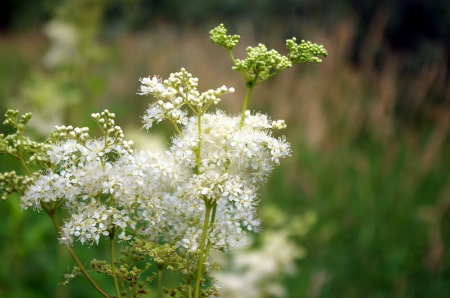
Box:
[1,0,449,297]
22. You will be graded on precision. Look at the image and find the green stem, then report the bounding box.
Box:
[121,281,130,298]
[15,136,31,175]
[19,157,31,176]
[226,49,236,64]
[169,119,183,136]
[157,265,163,298]
[226,49,251,82]
[196,113,202,173]
[254,68,287,86]
[202,203,217,271]
[193,202,213,298]
[239,85,254,128]
[67,247,111,298]
[40,202,112,298]
[109,230,122,298]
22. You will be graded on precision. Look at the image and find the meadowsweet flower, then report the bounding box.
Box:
[0,23,328,298]
[21,66,290,253]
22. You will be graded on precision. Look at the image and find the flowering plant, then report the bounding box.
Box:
[0,24,326,298]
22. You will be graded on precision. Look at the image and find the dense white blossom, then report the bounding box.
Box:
[22,69,290,253]
[172,110,290,184]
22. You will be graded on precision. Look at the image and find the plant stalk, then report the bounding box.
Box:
[157,265,163,298]
[193,202,213,298]
[40,202,112,298]
[109,229,122,298]
[196,113,202,172]
[202,203,217,273]
[239,85,254,128]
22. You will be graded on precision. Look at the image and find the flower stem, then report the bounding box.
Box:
[157,264,163,298]
[67,246,111,298]
[40,202,112,298]
[202,203,217,271]
[226,49,236,64]
[193,202,213,298]
[239,85,254,128]
[169,119,183,136]
[19,157,31,176]
[227,49,252,82]
[109,229,122,298]
[196,113,202,172]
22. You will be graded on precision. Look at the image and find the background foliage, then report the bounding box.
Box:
[1,0,449,297]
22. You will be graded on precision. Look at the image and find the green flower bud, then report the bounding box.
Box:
[286,37,328,63]
[209,24,240,50]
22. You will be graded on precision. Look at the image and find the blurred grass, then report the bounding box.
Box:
[1,11,450,298]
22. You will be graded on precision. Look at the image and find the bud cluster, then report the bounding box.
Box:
[210,24,327,85]
[0,110,59,201]
[54,109,133,154]
[233,44,292,80]
[209,23,240,50]
[3,109,32,129]
[286,37,328,63]
[63,266,82,287]
[0,171,23,200]
[55,125,90,141]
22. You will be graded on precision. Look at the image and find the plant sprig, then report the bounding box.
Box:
[210,23,328,86]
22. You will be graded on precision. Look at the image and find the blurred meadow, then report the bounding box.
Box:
[1,0,450,297]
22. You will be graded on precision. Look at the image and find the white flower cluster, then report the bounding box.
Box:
[172,110,290,183]
[22,69,290,252]
[139,68,235,129]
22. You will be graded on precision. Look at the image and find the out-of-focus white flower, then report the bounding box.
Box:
[43,21,77,68]
[215,230,305,298]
